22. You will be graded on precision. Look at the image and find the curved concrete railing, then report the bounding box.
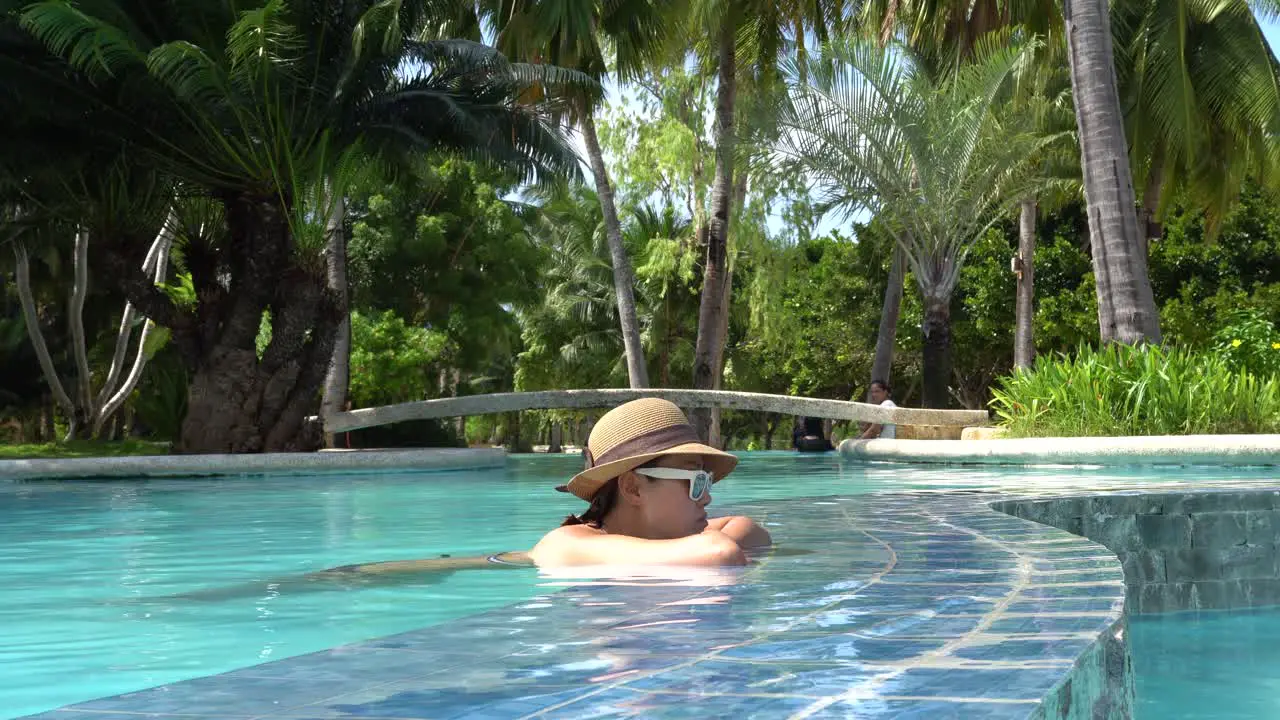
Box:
[323,388,990,434]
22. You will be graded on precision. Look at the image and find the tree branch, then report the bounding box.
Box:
[13,242,76,421]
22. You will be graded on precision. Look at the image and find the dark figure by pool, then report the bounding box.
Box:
[792,416,834,452]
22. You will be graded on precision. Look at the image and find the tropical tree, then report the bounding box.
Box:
[677,0,846,440]
[472,0,682,390]
[1063,0,1161,344]
[2,0,586,452]
[1006,44,1078,369]
[775,36,1063,407]
[1114,0,1280,244]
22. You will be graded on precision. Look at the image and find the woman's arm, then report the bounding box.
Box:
[529,525,747,567]
[706,516,773,548]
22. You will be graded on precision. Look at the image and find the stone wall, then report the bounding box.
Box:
[1032,619,1133,720]
[993,489,1280,613]
[993,484,1280,607]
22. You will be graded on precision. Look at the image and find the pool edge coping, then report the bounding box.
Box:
[0,447,506,481]
[839,434,1280,466]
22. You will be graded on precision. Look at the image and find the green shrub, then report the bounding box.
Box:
[991,343,1280,437]
[1210,308,1280,378]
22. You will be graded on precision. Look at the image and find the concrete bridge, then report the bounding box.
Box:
[322,388,989,434]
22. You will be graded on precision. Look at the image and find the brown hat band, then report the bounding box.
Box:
[589,423,701,469]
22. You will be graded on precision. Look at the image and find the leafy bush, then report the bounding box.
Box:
[991,343,1280,437]
[349,310,447,408]
[1210,308,1280,378]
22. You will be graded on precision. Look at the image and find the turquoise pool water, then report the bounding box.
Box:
[1131,609,1280,719]
[3,451,1280,718]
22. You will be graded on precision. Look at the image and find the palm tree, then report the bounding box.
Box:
[3,0,587,452]
[680,0,845,440]
[517,185,634,390]
[1115,0,1280,244]
[776,36,1063,407]
[1063,0,1161,343]
[1007,43,1078,370]
[473,0,680,390]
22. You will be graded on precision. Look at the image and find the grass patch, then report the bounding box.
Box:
[0,440,172,460]
[991,343,1280,437]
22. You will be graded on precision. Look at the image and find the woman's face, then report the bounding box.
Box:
[632,453,713,539]
[870,384,888,404]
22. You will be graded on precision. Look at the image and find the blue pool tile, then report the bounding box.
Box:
[951,637,1096,662]
[879,666,1067,700]
[228,646,457,684]
[986,614,1118,634]
[821,698,1040,719]
[301,683,592,719]
[619,658,885,696]
[537,688,823,719]
[21,707,238,712]
[718,635,947,663]
[67,674,366,715]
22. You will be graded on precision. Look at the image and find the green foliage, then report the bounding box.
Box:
[131,348,188,441]
[0,439,170,459]
[348,310,447,408]
[734,231,894,402]
[1211,309,1280,378]
[992,344,1280,437]
[348,156,539,371]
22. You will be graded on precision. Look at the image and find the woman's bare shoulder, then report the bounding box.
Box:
[530,523,603,565]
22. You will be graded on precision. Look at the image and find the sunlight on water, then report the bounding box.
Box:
[4,451,1280,717]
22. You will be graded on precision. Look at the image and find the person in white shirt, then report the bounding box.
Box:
[858,380,897,439]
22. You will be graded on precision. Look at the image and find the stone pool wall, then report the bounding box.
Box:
[993,488,1280,613]
[1032,619,1133,720]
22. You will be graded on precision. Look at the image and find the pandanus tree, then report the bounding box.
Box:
[775,35,1063,407]
[1,0,587,452]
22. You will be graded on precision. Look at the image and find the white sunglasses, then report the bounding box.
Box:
[632,467,714,501]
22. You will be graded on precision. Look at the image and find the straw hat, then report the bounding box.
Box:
[557,398,738,501]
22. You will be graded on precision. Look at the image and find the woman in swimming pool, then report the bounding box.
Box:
[172,400,771,600]
[327,398,768,574]
[528,398,772,567]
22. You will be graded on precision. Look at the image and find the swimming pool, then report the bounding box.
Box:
[3,452,1280,718]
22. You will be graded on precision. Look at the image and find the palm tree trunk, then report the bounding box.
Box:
[581,113,649,389]
[692,19,738,443]
[707,174,748,447]
[921,293,952,408]
[13,243,76,425]
[1014,198,1037,370]
[1064,0,1161,344]
[321,192,350,448]
[870,243,905,394]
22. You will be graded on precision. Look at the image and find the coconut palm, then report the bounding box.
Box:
[2,0,588,452]
[1063,0,1161,343]
[465,0,681,390]
[1115,0,1280,243]
[775,35,1064,407]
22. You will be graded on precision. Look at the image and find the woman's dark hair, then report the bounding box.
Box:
[871,379,891,395]
[561,479,619,527]
[560,459,664,527]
